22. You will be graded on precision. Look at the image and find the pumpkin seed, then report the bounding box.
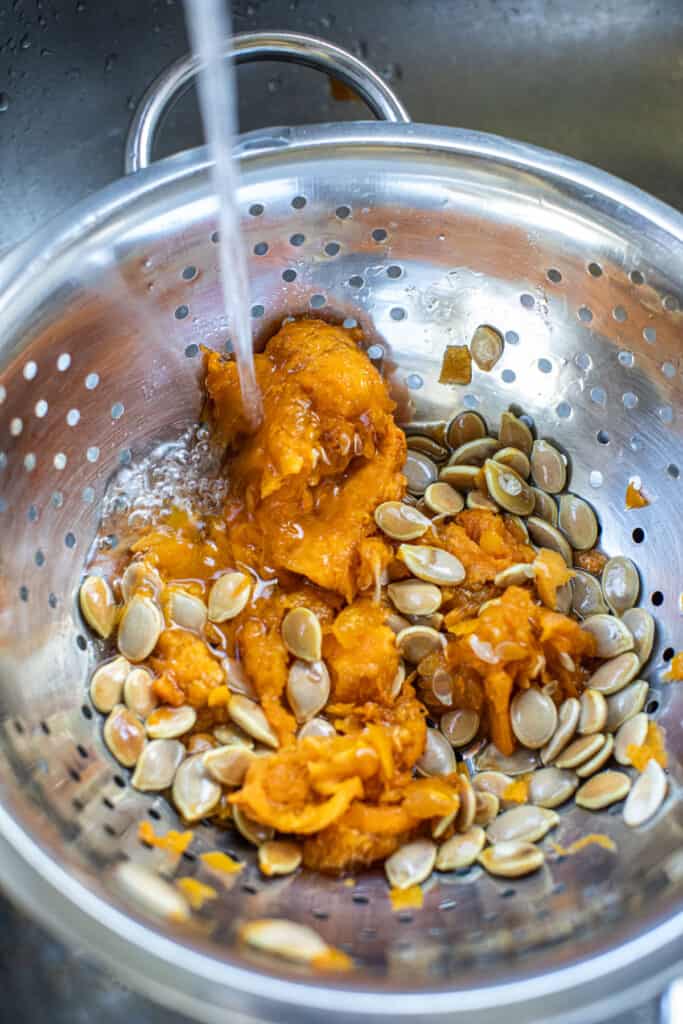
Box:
[541,697,580,764]
[623,759,667,827]
[386,610,411,635]
[229,694,279,748]
[390,661,407,700]
[575,733,614,778]
[483,459,534,515]
[587,651,640,695]
[90,656,130,713]
[446,410,488,449]
[487,805,559,844]
[558,494,599,551]
[571,570,608,618]
[396,625,445,663]
[233,806,275,845]
[132,738,184,791]
[436,826,486,871]
[240,918,327,963]
[388,580,442,616]
[116,862,190,923]
[408,612,444,630]
[286,659,331,723]
[203,744,256,787]
[424,481,465,516]
[172,753,221,822]
[511,688,558,749]
[166,590,208,632]
[404,451,438,496]
[493,446,531,478]
[474,790,500,825]
[432,810,457,839]
[117,594,163,662]
[385,838,437,889]
[208,572,252,623]
[79,574,116,638]
[470,324,504,371]
[397,544,466,585]
[554,733,605,769]
[499,411,533,455]
[297,716,336,740]
[121,560,162,601]
[405,421,448,446]
[416,727,457,776]
[621,608,655,668]
[103,704,146,767]
[478,840,544,878]
[466,489,499,512]
[472,771,514,801]
[374,500,431,541]
[222,656,258,700]
[605,681,649,733]
[213,722,254,748]
[123,667,158,719]
[531,488,558,526]
[494,563,535,588]
[575,769,631,810]
[614,712,648,765]
[530,440,567,494]
[578,689,608,735]
[146,704,197,740]
[448,436,500,467]
[258,840,302,877]
[430,666,455,706]
[456,775,477,832]
[186,733,216,755]
[505,514,530,541]
[281,607,322,662]
[582,615,635,659]
[601,557,640,616]
[477,745,539,776]
[440,708,480,748]
[438,464,483,491]
[529,766,579,808]
[526,517,572,566]
[555,581,573,615]
[407,435,450,464]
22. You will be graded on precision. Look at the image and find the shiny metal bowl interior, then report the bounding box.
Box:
[0,120,682,1024]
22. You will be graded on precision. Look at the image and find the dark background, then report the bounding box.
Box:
[1,0,682,1019]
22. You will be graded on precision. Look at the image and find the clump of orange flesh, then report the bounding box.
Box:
[200,850,243,876]
[151,629,224,708]
[533,548,574,608]
[311,947,354,972]
[138,821,194,855]
[626,481,649,509]
[502,775,531,804]
[573,548,608,575]
[627,721,668,771]
[664,652,683,682]
[550,833,616,857]
[176,877,218,910]
[389,885,424,910]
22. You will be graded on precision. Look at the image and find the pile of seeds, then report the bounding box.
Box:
[81,404,669,894]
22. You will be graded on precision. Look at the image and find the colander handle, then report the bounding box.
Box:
[124,30,411,174]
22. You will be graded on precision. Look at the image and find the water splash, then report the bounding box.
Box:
[183,0,262,429]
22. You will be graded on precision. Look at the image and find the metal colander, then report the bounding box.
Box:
[0,31,681,1024]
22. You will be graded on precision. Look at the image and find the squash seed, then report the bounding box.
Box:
[116,862,190,923]
[165,589,207,632]
[408,611,444,630]
[456,775,477,832]
[601,557,640,616]
[531,488,558,526]
[472,771,514,801]
[493,446,531,479]
[621,608,655,668]
[446,410,487,449]
[555,581,573,615]
[505,514,530,541]
[404,450,438,496]
[587,651,640,695]
[578,689,608,735]
[103,704,146,767]
[474,790,500,825]
[494,563,535,588]
[477,745,539,776]
[79,575,116,638]
[203,744,256,787]
[483,459,534,515]
[605,681,649,733]
[614,712,648,765]
[407,435,450,464]
[117,594,163,662]
[440,708,480,748]
[208,572,252,623]
[499,411,533,455]
[388,580,442,616]
[416,727,457,776]
[240,919,328,964]
[281,607,322,662]
[439,464,483,491]
[466,489,499,512]
[385,610,411,635]
[487,805,559,844]
[558,494,599,551]
[222,656,258,700]
[258,840,302,877]
[478,840,544,878]
[541,697,580,764]
[132,738,184,792]
[146,704,196,740]
[424,481,465,516]
[510,688,558,749]
[436,826,486,871]
[121,560,162,601]
[234,806,276,845]
[575,733,614,778]
[575,769,631,810]
[172,753,221,822]
[374,500,431,541]
[470,324,504,371]
[623,758,667,827]
[90,656,130,713]
[390,661,406,700]
[530,440,567,494]
[397,544,466,585]
[571,570,608,618]
[582,615,635,660]
[385,838,437,889]
[529,767,579,808]
[555,733,605,770]
[297,716,336,740]
[526,517,572,566]
[396,625,444,663]
[286,659,331,723]
[123,666,158,719]
[448,436,500,467]
[229,695,279,749]
[213,722,254,748]
[404,421,448,446]
[186,733,216,755]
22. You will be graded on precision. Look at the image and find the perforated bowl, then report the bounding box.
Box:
[0,31,682,1024]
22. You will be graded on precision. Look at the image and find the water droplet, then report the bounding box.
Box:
[0,93,9,112]
[104,53,117,72]
[20,34,31,50]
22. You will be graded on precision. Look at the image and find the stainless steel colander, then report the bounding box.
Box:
[0,31,682,1024]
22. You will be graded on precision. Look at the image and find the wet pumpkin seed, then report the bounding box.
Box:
[493,446,531,478]
[404,450,438,495]
[286,659,331,723]
[478,840,544,878]
[477,745,539,776]
[621,608,655,667]
[424,481,465,516]
[79,575,116,638]
[529,767,579,808]
[172,754,221,822]
[208,572,252,623]
[555,581,573,615]
[623,759,667,827]
[146,705,197,740]
[132,738,185,792]
[526,517,572,566]
[587,651,640,695]
[571,570,608,618]
[474,790,500,825]
[575,733,614,778]
[297,716,337,740]
[117,594,163,662]
[510,688,558,749]
[374,500,431,540]
[470,325,504,371]
[530,440,567,494]
[578,689,608,735]
[494,563,535,588]
[456,775,477,832]
[397,544,466,585]
[416,727,457,776]
[614,712,648,765]
[541,697,580,764]
[104,704,146,767]
[123,666,158,719]
[385,838,437,889]
[438,464,483,491]
[407,435,450,464]
[258,840,302,877]
[605,681,649,732]
[472,770,514,801]
[601,557,640,616]
[575,769,631,810]
[487,805,559,844]
[466,489,499,512]
[281,607,322,662]
[483,459,534,515]
[582,615,635,659]
[448,436,500,467]
[90,656,130,713]
[165,590,208,632]
[116,862,189,923]
[390,661,407,700]
[446,410,487,449]
[213,722,255,748]
[435,826,486,871]
[121,561,162,601]
[396,624,445,663]
[203,744,256,786]
[222,656,258,700]
[388,580,442,616]
[554,733,605,769]
[440,708,480,748]
[229,695,279,749]
[233,806,275,846]
[240,919,327,963]
[531,488,558,526]
[558,494,599,551]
